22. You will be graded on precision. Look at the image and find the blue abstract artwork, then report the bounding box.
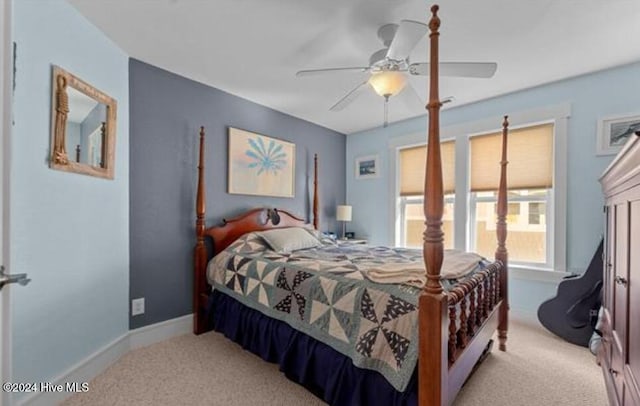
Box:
[228,127,295,197]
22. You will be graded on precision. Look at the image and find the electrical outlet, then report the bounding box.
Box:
[132,298,145,316]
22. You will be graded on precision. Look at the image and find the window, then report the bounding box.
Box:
[471,190,550,265]
[400,195,455,249]
[507,203,521,223]
[469,123,554,267]
[398,141,455,249]
[393,113,564,271]
[529,202,544,225]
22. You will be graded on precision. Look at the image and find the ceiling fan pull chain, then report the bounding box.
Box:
[384,95,389,128]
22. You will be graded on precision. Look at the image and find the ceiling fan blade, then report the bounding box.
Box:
[386,20,428,61]
[296,67,370,77]
[329,81,370,111]
[397,84,456,105]
[397,82,425,110]
[409,62,498,78]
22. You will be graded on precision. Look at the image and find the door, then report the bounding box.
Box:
[1,2,11,405]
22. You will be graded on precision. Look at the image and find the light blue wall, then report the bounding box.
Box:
[347,61,640,311]
[11,0,129,400]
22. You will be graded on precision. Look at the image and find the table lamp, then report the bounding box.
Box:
[336,205,352,240]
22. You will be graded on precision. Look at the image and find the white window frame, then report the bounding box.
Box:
[468,190,552,269]
[399,194,455,249]
[389,136,456,250]
[388,104,570,275]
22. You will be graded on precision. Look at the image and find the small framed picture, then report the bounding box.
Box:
[596,113,640,156]
[345,232,355,239]
[355,155,379,179]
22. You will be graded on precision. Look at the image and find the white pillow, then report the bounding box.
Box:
[258,227,322,253]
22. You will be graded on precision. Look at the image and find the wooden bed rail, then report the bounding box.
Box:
[446,262,502,365]
[419,6,509,405]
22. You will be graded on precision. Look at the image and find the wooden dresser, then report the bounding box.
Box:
[599,132,640,406]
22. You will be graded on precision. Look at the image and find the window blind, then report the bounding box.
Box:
[470,123,553,192]
[399,141,455,196]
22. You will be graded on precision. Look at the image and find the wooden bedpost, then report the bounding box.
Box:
[313,153,319,229]
[496,116,509,351]
[419,5,448,406]
[194,126,208,335]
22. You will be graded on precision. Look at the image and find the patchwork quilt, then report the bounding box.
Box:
[207,232,484,392]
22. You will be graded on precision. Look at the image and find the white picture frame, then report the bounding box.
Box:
[355,155,379,179]
[228,127,295,198]
[596,113,640,156]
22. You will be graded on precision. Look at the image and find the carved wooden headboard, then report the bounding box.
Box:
[204,207,308,256]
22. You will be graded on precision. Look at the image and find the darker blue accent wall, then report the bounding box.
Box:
[129,59,346,329]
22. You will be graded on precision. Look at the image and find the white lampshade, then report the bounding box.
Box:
[368,71,407,97]
[336,205,352,222]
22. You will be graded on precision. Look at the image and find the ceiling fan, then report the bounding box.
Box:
[296,20,497,125]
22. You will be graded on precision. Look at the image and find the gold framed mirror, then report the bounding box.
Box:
[50,65,117,179]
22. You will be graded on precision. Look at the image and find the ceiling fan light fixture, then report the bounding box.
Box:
[368,71,407,97]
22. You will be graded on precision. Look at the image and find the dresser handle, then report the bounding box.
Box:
[609,368,618,377]
[614,276,628,286]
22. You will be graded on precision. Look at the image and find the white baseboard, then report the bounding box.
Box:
[18,334,129,406]
[129,314,192,350]
[19,314,193,406]
[510,308,542,327]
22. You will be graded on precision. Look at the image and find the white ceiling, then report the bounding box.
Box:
[67,0,640,134]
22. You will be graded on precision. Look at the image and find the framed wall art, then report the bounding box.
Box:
[597,113,640,156]
[355,155,379,179]
[228,127,295,197]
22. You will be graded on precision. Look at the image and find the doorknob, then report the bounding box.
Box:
[0,265,31,291]
[614,276,628,287]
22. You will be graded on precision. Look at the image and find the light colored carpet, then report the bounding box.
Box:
[62,316,606,406]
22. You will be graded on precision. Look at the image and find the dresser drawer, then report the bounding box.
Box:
[611,335,626,405]
[623,366,639,406]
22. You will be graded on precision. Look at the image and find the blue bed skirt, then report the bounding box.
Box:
[209,290,418,406]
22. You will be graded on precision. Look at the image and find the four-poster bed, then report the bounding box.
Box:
[193,6,509,405]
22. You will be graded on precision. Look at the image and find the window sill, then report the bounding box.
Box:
[509,265,572,284]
